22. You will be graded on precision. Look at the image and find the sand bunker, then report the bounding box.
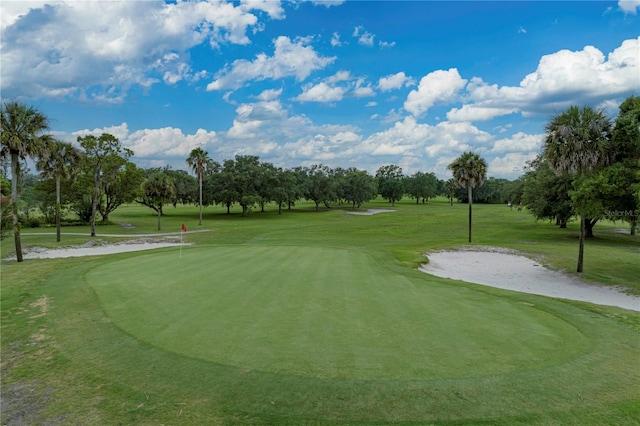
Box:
[16,241,186,259]
[347,209,396,216]
[420,248,639,311]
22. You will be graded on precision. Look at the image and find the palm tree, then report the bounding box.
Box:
[186,147,213,225]
[448,152,487,243]
[0,101,51,262]
[36,140,83,242]
[542,105,611,273]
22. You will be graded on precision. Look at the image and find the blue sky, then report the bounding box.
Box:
[2,0,639,179]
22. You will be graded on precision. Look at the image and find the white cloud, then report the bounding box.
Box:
[489,152,538,179]
[331,32,342,47]
[447,106,518,122]
[0,0,283,101]
[68,123,218,160]
[618,0,640,14]
[447,37,640,122]
[227,100,290,141]
[255,88,283,101]
[404,69,467,117]
[490,132,543,154]
[357,117,490,159]
[240,0,285,20]
[301,0,346,7]
[295,82,347,103]
[378,72,415,92]
[294,72,375,103]
[207,36,336,91]
[353,25,375,46]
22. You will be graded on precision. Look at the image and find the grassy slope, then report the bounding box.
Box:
[1,198,639,425]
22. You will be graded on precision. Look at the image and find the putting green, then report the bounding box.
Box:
[87,245,588,380]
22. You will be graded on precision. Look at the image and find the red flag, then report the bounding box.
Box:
[181,224,187,232]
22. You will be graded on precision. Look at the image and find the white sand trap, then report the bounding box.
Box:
[10,241,189,260]
[347,209,396,216]
[420,248,640,311]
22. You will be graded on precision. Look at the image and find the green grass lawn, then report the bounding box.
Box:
[2,198,639,424]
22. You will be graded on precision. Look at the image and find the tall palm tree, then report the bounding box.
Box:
[448,151,487,243]
[0,101,51,262]
[186,147,213,225]
[542,105,611,273]
[36,140,83,242]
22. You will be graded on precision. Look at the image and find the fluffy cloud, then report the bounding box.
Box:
[618,0,640,14]
[353,26,375,46]
[0,0,283,101]
[357,117,490,159]
[207,36,336,91]
[490,132,543,154]
[489,152,538,178]
[227,100,288,139]
[295,82,347,103]
[450,37,640,122]
[378,72,415,92]
[404,69,467,117]
[68,123,219,161]
[294,72,374,103]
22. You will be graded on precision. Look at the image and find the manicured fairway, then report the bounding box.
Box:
[88,245,587,380]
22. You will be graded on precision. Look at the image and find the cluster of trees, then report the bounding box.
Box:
[521,97,640,272]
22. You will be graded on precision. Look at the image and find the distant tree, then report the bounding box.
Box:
[36,140,83,242]
[139,172,175,230]
[1,101,51,262]
[304,164,336,211]
[342,168,378,209]
[207,161,236,214]
[448,151,487,243]
[445,178,456,207]
[159,168,198,207]
[606,96,640,235]
[78,133,133,237]
[288,167,308,210]
[404,171,437,204]
[542,105,611,272]
[375,165,404,206]
[500,177,524,207]
[99,161,144,224]
[521,157,574,228]
[186,147,213,225]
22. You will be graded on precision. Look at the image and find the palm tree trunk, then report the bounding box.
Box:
[467,186,473,243]
[11,153,23,262]
[198,172,203,226]
[56,174,61,242]
[577,215,585,273]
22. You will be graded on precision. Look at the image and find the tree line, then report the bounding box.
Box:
[3,97,638,268]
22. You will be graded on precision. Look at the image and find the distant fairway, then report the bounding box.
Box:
[88,245,587,380]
